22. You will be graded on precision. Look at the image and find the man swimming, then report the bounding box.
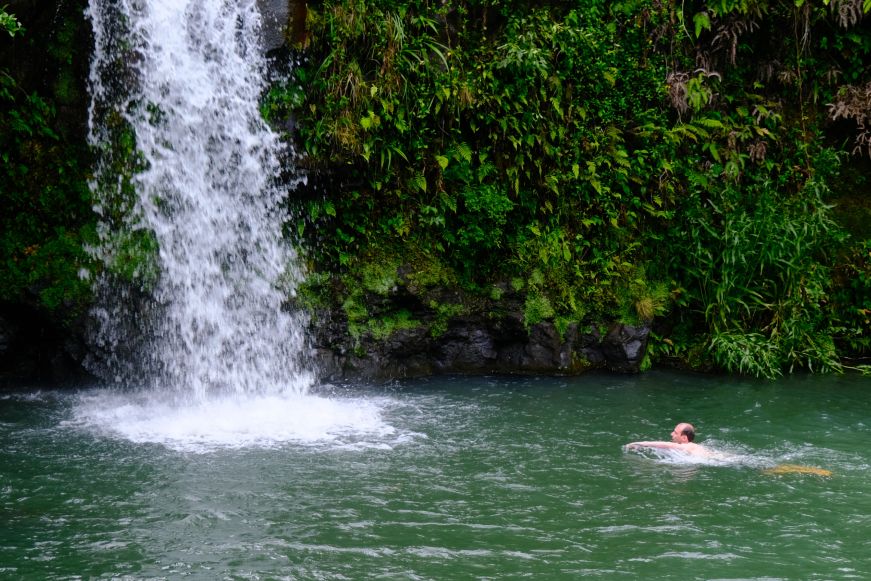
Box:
[627,424,832,474]
[626,422,711,456]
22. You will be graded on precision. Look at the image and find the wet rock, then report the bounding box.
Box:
[601,323,651,373]
[257,0,290,51]
[436,324,497,372]
[258,0,308,51]
[311,304,652,381]
[0,306,93,387]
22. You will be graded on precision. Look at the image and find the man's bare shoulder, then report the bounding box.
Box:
[626,441,711,456]
[679,442,711,456]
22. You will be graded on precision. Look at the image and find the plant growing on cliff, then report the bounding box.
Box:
[284,1,676,320]
[1,6,21,37]
[675,173,846,378]
[264,0,871,374]
[0,11,95,322]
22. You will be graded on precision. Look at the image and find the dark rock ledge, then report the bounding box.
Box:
[311,311,651,381]
[1,306,649,386]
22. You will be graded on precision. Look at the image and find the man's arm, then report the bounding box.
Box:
[626,441,682,450]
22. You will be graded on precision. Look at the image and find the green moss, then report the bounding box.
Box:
[341,294,369,340]
[296,271,333,310]
[368,309,421,340]
[105,229,160,290]
[554,315,576,340]
[359,258,399,295]
[404,253,457,291]
[428,301,466,338]
[523,293,555,329]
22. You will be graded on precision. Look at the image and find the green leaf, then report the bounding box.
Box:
[708,142,720,162]
[411,174,427,193]
[435,155,449,170]
[590,179,603,194]
[693,12,711,38]
[455,143,472,163]
[550,96,564,118]
[696,117,724,129]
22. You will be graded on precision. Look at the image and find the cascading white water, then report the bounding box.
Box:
[86,0,314,400]
[78,0,400,451]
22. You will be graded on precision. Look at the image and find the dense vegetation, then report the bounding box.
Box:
[267,0,871,377]
[2,1,871,378]
[0,2,94,327]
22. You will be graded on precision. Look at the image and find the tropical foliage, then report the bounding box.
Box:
[270,0,871,377]
[0,4,94,323]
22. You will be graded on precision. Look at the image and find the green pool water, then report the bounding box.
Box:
[2,370,869,579]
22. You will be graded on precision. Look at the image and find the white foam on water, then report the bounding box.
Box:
[624,440,796,471]
[68,390,408,453]
[651,448,743,467]
[624,443,754,468]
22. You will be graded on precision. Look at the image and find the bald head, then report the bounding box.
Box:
[671,423,696,443]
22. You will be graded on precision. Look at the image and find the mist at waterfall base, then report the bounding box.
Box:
[78,0,397,449]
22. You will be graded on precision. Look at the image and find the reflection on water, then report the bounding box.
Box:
[1,371,870,579]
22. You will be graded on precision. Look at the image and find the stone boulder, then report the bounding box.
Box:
[601,324,651,373]
[257,0,290,51]
[257,0,308,51]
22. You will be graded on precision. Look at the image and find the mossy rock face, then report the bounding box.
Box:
[304,247,654,379]
[309,281,652,380]
[600,324,651,373]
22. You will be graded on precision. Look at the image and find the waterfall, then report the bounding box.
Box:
[86,0,314,400]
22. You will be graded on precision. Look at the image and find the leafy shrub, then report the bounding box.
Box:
[0,74,94,322]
